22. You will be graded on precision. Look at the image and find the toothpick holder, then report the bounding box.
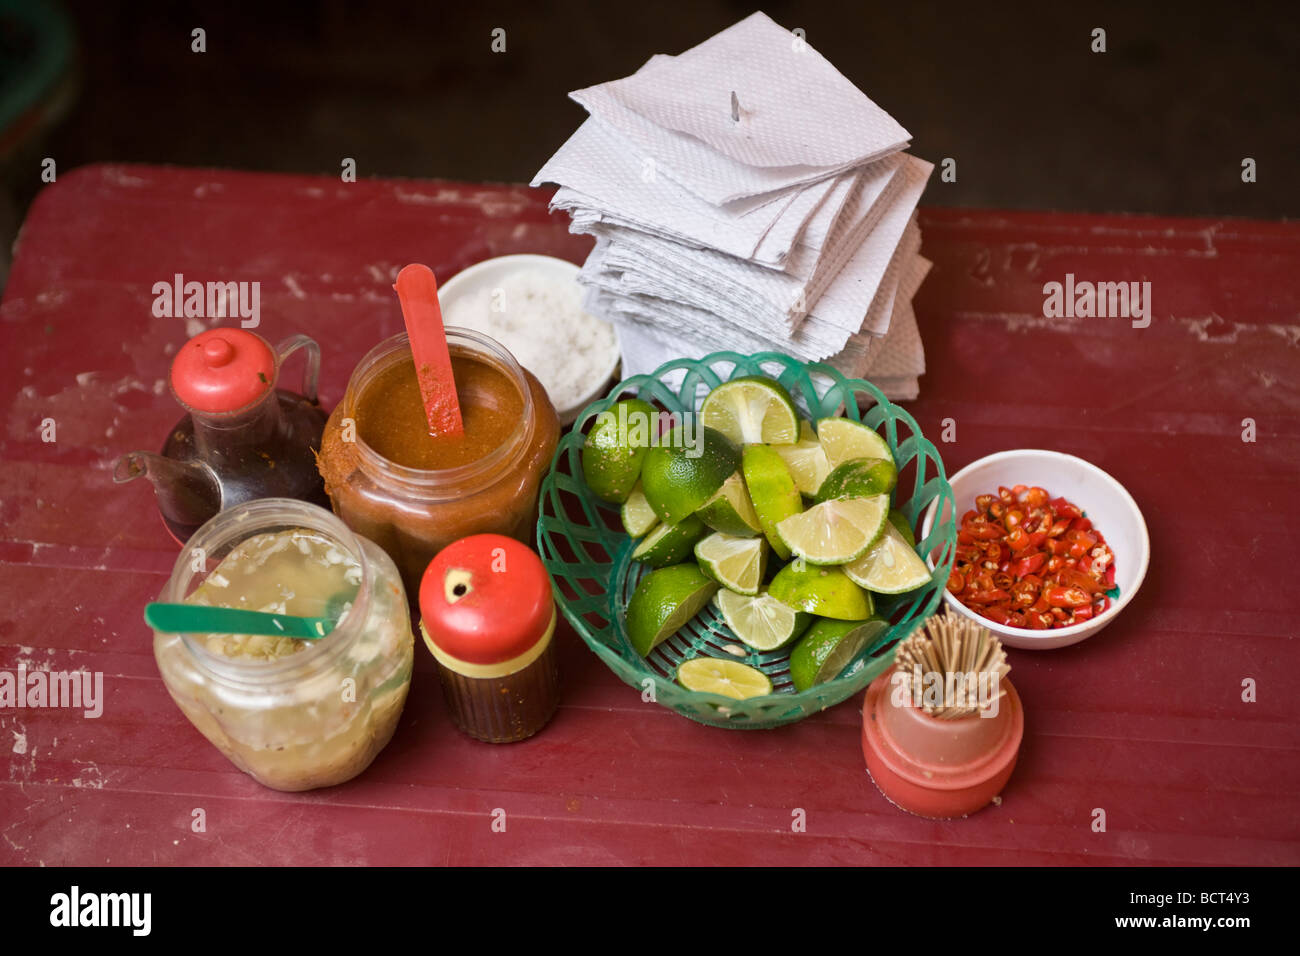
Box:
[861,669,1024,819]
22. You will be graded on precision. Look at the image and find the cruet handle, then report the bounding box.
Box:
[274,334,321,404]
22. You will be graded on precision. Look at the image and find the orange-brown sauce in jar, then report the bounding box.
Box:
[355,355,523,470]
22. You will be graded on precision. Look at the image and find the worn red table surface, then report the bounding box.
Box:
[2,164,1297,866]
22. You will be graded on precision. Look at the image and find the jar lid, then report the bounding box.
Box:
[170,329,276,413]
[419,534,554,666]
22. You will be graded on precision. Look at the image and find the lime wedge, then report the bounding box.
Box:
[789,616,889,691]
[621,483,658,538]
[768,563,874,620]
[742,444,803,560]
[773,419,831,496]
[775,494,890,565]
[582,398,658,503]
[676,657,772,700]
[816,417,894,470]
[842,522,933,594]
[626,564,718,657]
[700,376,800,446]
[631,514,707,568]
[714,588,810,651]
[694,471,762,537]
[889,508,916,547]
[814,457,898,501]
[695,532,767,596]
[641,425,740,525]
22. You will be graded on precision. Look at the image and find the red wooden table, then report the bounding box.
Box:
[2,163,1297,866]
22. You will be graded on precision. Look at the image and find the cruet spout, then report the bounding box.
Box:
[113,451,221,538]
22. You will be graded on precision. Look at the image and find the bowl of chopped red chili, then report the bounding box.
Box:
[919,449,1149,649]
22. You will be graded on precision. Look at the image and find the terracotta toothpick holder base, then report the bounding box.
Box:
[861,669,1024,820]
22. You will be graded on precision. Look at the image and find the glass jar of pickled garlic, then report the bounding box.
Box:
[151,498,413,791]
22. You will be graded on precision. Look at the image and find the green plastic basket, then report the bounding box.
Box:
[536,351,957,729]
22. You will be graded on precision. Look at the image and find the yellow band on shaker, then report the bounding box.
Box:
[420,607,556,679]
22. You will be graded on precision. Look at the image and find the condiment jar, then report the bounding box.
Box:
[418,534,559,743]
[861,668,1024,819]
[316,328,559,596]
[114,329,329,543]
[151,498,414,791]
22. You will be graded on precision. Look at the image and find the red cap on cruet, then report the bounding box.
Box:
[170,329,276,413]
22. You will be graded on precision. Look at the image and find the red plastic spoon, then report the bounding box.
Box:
[393,264,465,438]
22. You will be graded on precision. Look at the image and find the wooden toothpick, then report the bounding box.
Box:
[895,610,1009,719]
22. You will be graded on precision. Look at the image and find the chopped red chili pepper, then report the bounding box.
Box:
[983,605,1012,626]
[1012,551,1047,578]
[1006,527,1031,551]
[1051,498,1082,519]
[948,484,1116,630]
[1060,567,1103,594]
[1045,585,1091,608]
[964,521,1002,542]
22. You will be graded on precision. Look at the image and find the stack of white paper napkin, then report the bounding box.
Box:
[532,12,933,399]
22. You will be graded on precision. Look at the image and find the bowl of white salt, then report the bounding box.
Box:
[438,254,621,426]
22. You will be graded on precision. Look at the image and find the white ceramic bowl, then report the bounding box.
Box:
[920,449,1150,650]
[437,254,621,426]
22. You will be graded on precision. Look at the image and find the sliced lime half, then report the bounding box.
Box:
[677,657,772,700]
[631,514,706,568]
[695,532,767,596]
[816,417,894,470]
[621,483,658,538]
[789,616,889,691]
[700,376,800,446]
[694,471,762,537]
[775,494,890,565]
[773,419,831,496]
[842,522,932,594]
[714,588,810,651]
[626,564,718,657]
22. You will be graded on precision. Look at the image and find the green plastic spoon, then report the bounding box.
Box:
[144,602,337,640]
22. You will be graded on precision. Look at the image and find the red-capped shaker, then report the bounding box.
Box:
[419,534,559,743]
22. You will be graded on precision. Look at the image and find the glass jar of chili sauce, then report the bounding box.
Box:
[316,329,559,597]
[418,534,560,743]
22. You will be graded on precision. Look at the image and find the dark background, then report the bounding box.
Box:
[2,0,1297,270]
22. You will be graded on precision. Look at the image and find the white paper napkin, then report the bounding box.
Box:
[828,218,924,376]
[571,14,910,203]
[534,117,823,263]
[573,153,929,344]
